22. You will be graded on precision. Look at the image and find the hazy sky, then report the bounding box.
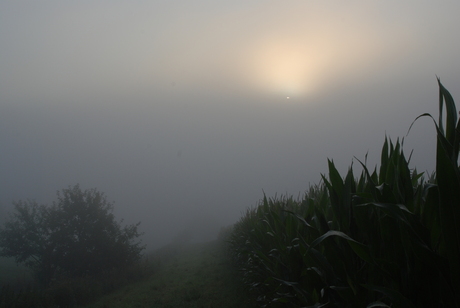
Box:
[1,1,460,248]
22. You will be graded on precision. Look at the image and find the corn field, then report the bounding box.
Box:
[230,79,460,307]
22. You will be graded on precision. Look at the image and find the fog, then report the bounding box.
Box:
[1,1,460,249]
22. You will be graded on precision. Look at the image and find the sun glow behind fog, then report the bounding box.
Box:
[248,38,327,97]
[236,5,416,102]
[244,32,402,101]
[138,2,412,104]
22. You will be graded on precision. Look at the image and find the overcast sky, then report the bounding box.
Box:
[1,1,459,248]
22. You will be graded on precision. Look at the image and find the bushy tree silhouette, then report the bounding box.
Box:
[0,185,144,283]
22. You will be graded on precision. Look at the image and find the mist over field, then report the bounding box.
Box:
[1,1,460,249]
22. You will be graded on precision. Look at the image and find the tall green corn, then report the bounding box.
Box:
[230,79,460,307]
[408,77,460,304]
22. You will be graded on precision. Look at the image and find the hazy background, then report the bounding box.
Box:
[1,1,459,249]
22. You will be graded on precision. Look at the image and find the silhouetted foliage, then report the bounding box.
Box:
[0,185,145,284]
[230,80,460,307]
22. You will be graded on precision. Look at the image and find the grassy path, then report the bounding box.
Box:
[83,240,257,308]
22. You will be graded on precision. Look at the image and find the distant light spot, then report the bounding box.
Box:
[287,96,290,99]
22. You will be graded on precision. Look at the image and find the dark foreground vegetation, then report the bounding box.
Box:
[0,258,152,308]
[230,79,460,307]
[0,235,257,308]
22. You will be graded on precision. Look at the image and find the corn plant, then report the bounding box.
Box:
[408,77,460,305]
[230,79,460,307]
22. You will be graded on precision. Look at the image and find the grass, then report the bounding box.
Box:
[0,238,256,307]
[82,239,257,308]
